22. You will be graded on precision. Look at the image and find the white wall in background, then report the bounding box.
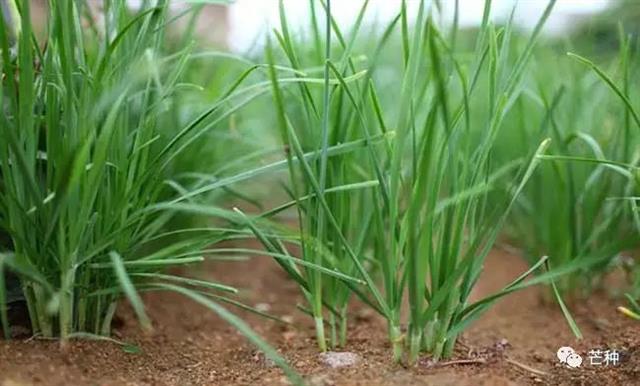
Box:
[225,0,610,52]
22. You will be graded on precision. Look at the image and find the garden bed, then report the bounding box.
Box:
[1,249,637,386]
[1,1,639,385]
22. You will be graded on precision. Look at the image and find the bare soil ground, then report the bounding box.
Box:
[1,249,638,386]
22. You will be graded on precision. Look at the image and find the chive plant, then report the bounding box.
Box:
[258,0,391,354]
[0,0,188,339]
[257,0,578,363]
[0,3,305,380]
[261,0,386,351]
[376,0,569,363]
[536,36,640,317]
[499,30,640,298]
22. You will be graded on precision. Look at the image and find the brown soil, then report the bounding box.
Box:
[1,248,638,386]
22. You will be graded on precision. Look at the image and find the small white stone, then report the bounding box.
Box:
[318,351,360,368]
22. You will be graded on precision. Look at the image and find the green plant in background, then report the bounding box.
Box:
[500,26,640,298]
[0,0,19,51]
[534,35,640,317]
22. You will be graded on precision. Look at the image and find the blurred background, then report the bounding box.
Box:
[225,0,612,52]
[27,1,634,52]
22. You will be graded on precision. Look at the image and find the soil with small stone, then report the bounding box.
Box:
[1,247,638,386]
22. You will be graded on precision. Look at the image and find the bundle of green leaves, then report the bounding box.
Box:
[0,4,303,382]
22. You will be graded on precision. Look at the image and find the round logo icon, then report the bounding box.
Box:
[557,346,582,368]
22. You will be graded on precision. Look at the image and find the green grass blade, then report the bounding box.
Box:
[568,52,640,131]
[109,251,152,331]
[546,260,583,339]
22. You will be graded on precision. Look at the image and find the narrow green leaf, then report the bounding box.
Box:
[109,252,152,331]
